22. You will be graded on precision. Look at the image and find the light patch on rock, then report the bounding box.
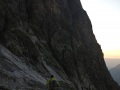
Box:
[43,60,63,81]
[0,44,46,84]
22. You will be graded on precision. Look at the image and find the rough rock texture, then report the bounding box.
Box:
[0,0,119,90]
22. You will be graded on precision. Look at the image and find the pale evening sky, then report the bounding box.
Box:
[80,0,120,59]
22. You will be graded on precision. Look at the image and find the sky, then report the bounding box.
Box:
[80,0,120,59]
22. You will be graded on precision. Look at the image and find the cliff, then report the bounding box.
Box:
[0,0,119,90]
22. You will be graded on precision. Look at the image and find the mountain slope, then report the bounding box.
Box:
[105,58,120,69]
[110,64,120,85]
[0,0,119,90]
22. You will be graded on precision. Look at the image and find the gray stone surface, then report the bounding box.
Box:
[0,0,119,90]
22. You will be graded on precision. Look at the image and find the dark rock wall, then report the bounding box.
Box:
[0,0,119,90]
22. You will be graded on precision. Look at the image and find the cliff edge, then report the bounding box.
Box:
[0,0,119,90]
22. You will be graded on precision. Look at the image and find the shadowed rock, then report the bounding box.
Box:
[0,0,119,90]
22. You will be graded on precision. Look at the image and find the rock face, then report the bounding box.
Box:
[0,0,119,90]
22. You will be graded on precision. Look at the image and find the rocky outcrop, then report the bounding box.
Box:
[0,0,119,90]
